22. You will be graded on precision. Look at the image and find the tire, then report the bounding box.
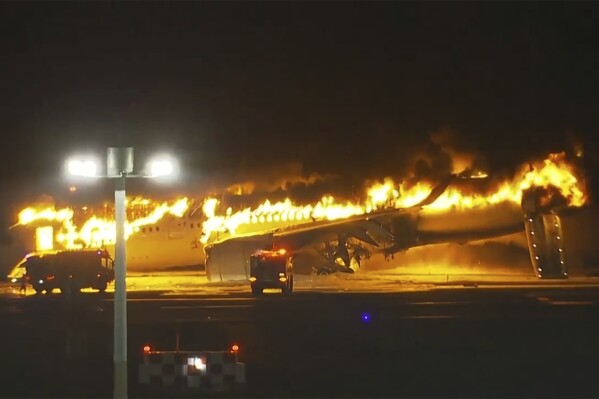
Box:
[317,267,332,276]
[61,281,76,295]
[97,282,107,293]
[282,280,291,295]
[251,285,263,296]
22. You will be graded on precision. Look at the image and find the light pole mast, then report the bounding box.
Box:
[107,147,134,399]
[66,146,176,399]
[113,173,127,399]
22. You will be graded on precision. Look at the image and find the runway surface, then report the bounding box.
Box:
[1,272,599,398]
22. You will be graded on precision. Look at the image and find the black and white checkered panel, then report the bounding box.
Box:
[204,351,246,389]
[138,352,188,386]
[138,351,246,390]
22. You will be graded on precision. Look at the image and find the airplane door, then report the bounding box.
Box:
[168,220,183,240]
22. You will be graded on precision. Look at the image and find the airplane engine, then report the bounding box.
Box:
[204,233,274,282]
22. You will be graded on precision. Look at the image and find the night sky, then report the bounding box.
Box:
[1,2,598,223]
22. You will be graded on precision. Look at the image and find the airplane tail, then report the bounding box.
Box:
[414,168,490,209]
[412,173,460,209]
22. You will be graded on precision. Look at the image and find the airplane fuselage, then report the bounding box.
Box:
[2,215,206,275]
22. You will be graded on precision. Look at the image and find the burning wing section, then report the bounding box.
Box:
[203,173,459,281]
[273,172,478,275]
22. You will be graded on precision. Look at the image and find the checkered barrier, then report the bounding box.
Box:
[138,350,246,392]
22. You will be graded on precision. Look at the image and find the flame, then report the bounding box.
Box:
[12,152,587,251]
[421,152,586,211]
[16,197,190,250]
[18,207,74,225]
[198,152,587,243]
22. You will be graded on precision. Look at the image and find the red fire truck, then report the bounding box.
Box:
[248,249,293,295]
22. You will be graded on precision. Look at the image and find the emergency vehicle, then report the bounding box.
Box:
[22,249,114,294]
[249,249,293,295]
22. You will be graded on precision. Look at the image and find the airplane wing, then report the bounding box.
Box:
[274,216,391,250]
[273,173,459,251]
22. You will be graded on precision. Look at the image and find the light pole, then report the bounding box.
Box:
[113,173,127,399]
[67,147,176,399]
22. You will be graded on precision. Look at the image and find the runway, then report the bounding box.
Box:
[5,284,599,321]
[2,273,599,398]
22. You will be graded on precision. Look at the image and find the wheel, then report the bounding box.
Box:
[317,267,332,276]
[251,285,263,296]
[97,282,107,292]
[61,281,78,295]
[282,278,292,295]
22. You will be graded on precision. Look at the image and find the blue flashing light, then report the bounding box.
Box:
[361,312,371,323]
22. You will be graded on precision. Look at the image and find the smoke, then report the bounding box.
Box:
[225,161,335,195]
[407,127,487,182]
[360,204,599,278]
[29,194,56,207]
[359,127,491,194]
[361,204,533,275]
[362,237,532,276]
[189,161,336,199]
[201,126,587,204]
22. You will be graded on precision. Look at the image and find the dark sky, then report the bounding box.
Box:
[1,2,598,221]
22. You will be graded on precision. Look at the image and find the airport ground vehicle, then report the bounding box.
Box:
[23,249,114,294]
[249,249,293,295]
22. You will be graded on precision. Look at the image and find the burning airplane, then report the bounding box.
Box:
[1,152,589,281]
[204,152,588,281]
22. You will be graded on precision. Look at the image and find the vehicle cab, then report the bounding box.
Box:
[249,249,293,295]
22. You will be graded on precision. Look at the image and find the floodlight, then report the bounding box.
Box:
[67,159,98,177]
[149,159,174,177]
[146,155,177,179]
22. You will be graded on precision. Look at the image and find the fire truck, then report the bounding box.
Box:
[249,249,293,295]
[23,249,114,294]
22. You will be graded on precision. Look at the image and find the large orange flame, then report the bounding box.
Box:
[16,198,189,249]
[12,152,587,250]
[198,152,586,243]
